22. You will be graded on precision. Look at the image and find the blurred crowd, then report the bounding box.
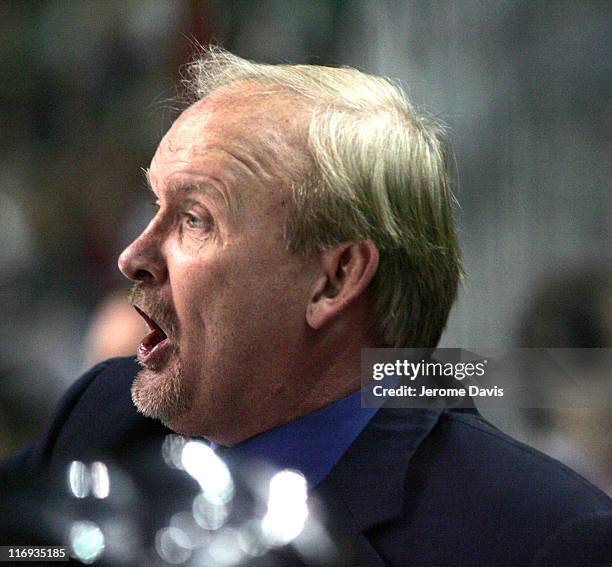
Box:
[0,2,610,492]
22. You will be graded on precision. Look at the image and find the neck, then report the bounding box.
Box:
[208,338,371,446]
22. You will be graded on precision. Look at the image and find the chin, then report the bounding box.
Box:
[131,362,190,427]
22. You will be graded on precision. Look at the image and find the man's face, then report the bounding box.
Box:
[118,87,317,442]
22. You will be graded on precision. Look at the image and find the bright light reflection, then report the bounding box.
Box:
[90,461,110,499]
[162,434,188,469]
[69,520,105,564]
[192,493,229,531]
[236,520,268,557]
[170,511,210,547]
[100,518,139,564]
[68,461,90,498]
[181,441,234,504]
[207,527,245,566]
[155,526,192,565]
[261,470,308,546]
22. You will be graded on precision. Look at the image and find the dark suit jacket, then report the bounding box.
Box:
[2,357,611,566]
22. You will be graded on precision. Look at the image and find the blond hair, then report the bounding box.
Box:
[183,47,462,347]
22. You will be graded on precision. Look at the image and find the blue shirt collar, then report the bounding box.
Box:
[214,390,380,489]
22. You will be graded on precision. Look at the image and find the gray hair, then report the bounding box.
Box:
[183,47,462,348]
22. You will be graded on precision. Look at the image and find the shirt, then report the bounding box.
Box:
[214,389,380,489]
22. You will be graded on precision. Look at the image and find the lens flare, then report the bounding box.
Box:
[68,461,90,498]
[90,461,110,499]
[162,434,188,469]
[69,521,105,564]
[155,526,192,564]
[192,493,229,531]
[181,441,234,504]
[261,470,308,546]
[207,527,245,566]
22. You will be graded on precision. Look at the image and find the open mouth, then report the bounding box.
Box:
[134,306,172,367]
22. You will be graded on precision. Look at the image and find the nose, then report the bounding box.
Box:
[118,228,167,285]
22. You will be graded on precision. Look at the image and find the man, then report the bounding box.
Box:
[2,48,610,566]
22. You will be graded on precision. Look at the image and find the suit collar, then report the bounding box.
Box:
[314,406,443,532]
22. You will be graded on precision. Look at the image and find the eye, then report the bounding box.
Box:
[182,211,213,231]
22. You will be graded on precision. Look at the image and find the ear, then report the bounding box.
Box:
[306,241,379,330]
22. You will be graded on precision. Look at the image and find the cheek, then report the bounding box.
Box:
[171,240,312,341]
[171,260,229,333]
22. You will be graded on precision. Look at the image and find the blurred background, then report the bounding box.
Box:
[0,1,610,492]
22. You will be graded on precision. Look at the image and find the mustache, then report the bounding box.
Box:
[128,282,179,340]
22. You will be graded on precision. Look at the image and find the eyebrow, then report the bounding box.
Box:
[141,168,240,216]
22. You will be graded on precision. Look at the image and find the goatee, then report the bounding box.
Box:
[128,282,189,426]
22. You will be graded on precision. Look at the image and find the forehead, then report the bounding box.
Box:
[150,84,310,199]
